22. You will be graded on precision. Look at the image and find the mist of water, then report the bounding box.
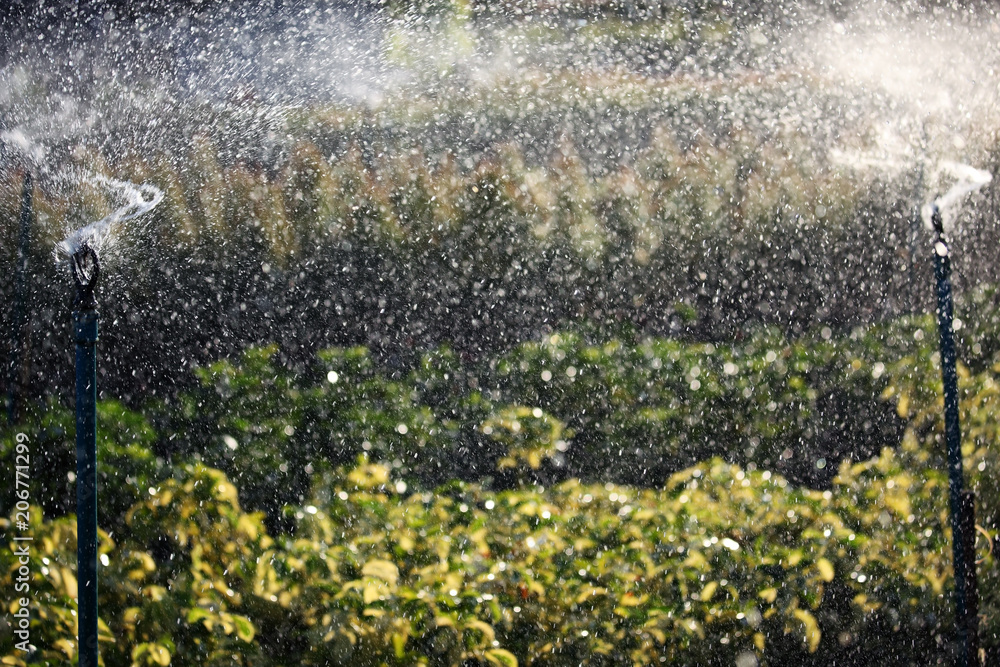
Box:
[2,3,997,170]
[0,2,997,270]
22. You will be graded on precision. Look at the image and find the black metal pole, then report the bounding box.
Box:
[930,204,976,667]
[72,245,100,667]
[960,490,980,665]
[7,169,33,424]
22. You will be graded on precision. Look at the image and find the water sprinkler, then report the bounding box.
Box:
[929,204,979,667]
[58,175,160,667]
[71,244,101,309]
[72,242,100,667]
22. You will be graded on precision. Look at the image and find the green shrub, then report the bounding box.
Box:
[147,318,918,496]
[2,451,988,666]
[0,400,163,524]
[4,312,1000,663]
[490,326,905,486]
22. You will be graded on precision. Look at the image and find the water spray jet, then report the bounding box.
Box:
[71,242,100,667]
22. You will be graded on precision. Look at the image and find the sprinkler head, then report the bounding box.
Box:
[71,243,100,310]
[930,203,944,236]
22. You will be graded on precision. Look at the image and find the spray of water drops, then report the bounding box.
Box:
[1,2,1000,665]
[56,173,164,261]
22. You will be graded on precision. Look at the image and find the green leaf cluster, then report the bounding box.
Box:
[0,446,988,665]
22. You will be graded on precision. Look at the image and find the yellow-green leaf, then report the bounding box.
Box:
[363,580,385,604]
[393,631,408,658]
[576,586,609,603]
[362,559,400,587]
[54,638,75,658]
[233,615,256,643]
[187,607,212,628]
[700,581,718,602]
[464,619,496,646]
[61,567,78,599]
[816,558,835,582]
[485,648,519,667]
[793,609,821,652]
[150,644,171,666]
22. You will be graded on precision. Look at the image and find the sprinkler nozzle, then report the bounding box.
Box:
[71,244,100,310]
[930,202,944,236]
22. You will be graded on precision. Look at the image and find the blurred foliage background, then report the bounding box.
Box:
[1,118,997,411]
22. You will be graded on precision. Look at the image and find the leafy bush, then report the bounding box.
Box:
[4,314,1000,664]
[2,450,991,666]
[7,310,998,519]
[489,326,904,486]
[0,400,163,524]
[147,320,912,504]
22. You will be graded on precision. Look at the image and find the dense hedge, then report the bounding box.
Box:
[3,313,1000,664]
[1,447,996,665]
[2,319,924,531]
[10,310,1000,528]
